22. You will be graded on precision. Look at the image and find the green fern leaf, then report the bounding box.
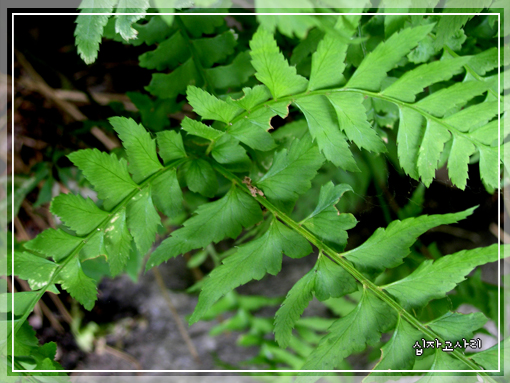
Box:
[126,186,161,256]
[50,193,108,236]
[1,292,39,316]
[373,316,422,371]
[433,15,474,51]
[384,245,501,310]
[130,14,172,46]
[344,207,476,273]
[256,10,318,40]
[190,219,311,325]
[273,270,315,349]
[145,59,199,100]
[109,116,162,183]
[74,0,117,64]
[181,116,224,141]
[138,31,188,71]
[249,27,308,99]
[115,0,149,41]
[24,229,83,262]
[227,85,271,111]
[206,52,255,90]
[58,257,97,310]
[156,130,186,164]
[274,254,358,348]
[307,33,347,91]
[397,106,423,180]
[14,252,58,291]
[477,144,499,191]
[146,185,262,269]
[298,289,396,372]
[428,312,487,341]
[294,95,358,171]
[302,182,357,251]
[193,31,237,68]
[180,14,224,38]
[257,134,324,209]
[469,119,500,146]
[183,159,218,198]
[372,311,487,373]
[416,79,495,117]
[211,135,250,167]
[327,93,387,153]
[442,101,498,133]
[227,102,284,151]
[417,120,451,186]
[467,47,498,76]
[104,208,132,276]
[68,148,137,210]
[381,57,469,102]
[151,169,183,218]
[187,86,242,124]
[81,231,106,262]
[447,134,476,190]
[346,24,434,91]
[470,337,509,370]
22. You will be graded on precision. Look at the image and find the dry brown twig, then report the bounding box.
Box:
[151,267,201,364]
[15,50,120,150]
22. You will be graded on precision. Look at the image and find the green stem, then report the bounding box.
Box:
[13,158,188,335]
[208,159,495,380]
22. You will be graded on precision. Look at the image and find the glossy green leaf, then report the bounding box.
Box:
[50,193,108,236]
[24,229,83,262]
[183,159,218,198]
[346,24,434,91]
[227,103,282,151]
[104,208,132,276]
[249,27,308,99]
[156,130,186,164]
[187,86,242,124]
[227,85,271,111]
[151,169,183,218]
[146,59,199,100]
[109,116,162,183]
[298,289,396,372]
[274,254,358,349]
[181,117,224,141]
[327,93,386,153]
[382,57,469,102]
[384,244,501,310]
[417,119,451,187]
[75,0,117,64]
[190,219,311,325]
[294,95,358,171]
[14,252,58,291]
[115,0,150,41]
[373,316,422,371]
[302,182,357,251]
[416,79,495,117]
[58,257,97,310]
[146,185,262,269]
[307,33,347,91]
[206,51,255,90]
[126,186,161,255]
[68,149,137,210]
[344,207,475,273]
[139,31,188,70]
[257,134,324,209]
